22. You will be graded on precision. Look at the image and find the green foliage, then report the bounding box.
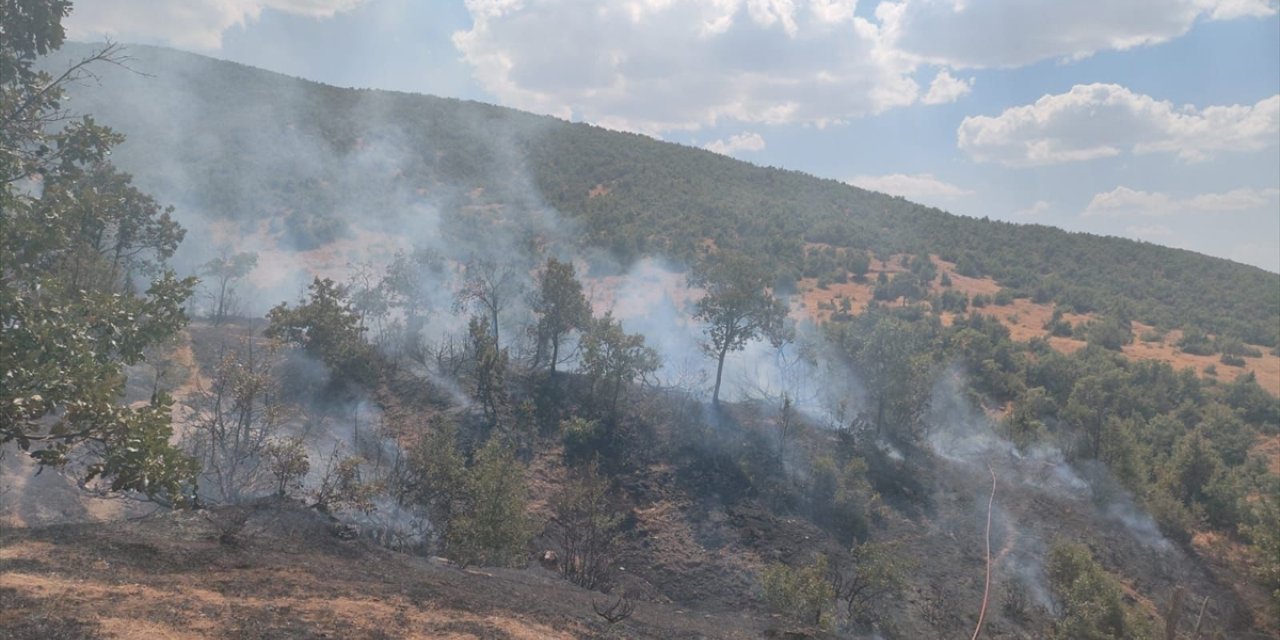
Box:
[262,437,310,498]
[1176,327,1215,356]
[579,312,660,419]
[1047,542,1152,640]
[266,277,378,386]
[405,416,467,538]
[560,416,603,466]
[0,3,196,500]
[447,439,533,568]
[1045,307,1075,338]
[84,393,199,506]
[875,272,927,303]
[468,315,510,428]
[1240,482,1280,617]
[807,454,871,545]
[829,541,908,622]
[691,250,792,405]
[827,308,940,444]
[761,555,835,628]
[46,39,1280,348]
[530,257,591,374]
[312,450,378,515]
[453,257,525,350]
[1085,316,1134,351]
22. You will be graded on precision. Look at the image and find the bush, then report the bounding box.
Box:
[1047,542,1152,639]
[761,555,834,629]
[447,440,534,568]
[561,416,609,466]
[1220,353,1246,367]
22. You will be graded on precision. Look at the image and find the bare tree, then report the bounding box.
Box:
[186,337,286,503]
[592,594,636,625]
[454,257,525,349]
[201,251,257,324]
[549,462,621,589]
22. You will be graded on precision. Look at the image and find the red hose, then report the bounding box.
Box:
[971,465,996,640]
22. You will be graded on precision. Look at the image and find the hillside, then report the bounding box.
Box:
[5,30,1279,640]
[45,43,1280,347]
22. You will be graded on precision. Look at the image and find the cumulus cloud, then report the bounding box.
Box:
[703,132,767,155]
[848,173,974,200]
[878,0,1277,69]
[1085,186,1280,216]
[66,0,368,49]
[921,69,973,104]
[452,0,920,132]
[958,84,1280,166]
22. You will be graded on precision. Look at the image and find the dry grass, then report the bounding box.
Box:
[794,255,1279,397]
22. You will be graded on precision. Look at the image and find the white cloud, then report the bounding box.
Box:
[66,0,367,49]
[1014,200,1050,216]
[878,0,1277,69]
[1085,186,1280,216]
[921,69,973,105]
[848,173,974,199]
[703,132,767,155]
[453,0,920,132]
[1200,0,1279,19]
[958,84,1280,166]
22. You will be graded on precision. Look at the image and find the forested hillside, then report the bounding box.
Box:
[47,43,1280,345]
[4,19,1278,640]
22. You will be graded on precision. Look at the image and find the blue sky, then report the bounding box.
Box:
[66,0,1280,271]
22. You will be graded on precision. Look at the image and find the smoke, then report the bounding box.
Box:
[923,366,1175,620]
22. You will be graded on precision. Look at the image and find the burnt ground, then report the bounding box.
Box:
[0,499,808,640]
[5,321,1274,640]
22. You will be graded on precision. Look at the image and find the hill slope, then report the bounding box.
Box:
[46,43,1280,346]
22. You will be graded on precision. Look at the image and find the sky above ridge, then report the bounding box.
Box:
[66,0,1280,272]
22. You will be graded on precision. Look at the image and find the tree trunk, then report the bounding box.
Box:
[712,345,729,407]
[490,305,500,349]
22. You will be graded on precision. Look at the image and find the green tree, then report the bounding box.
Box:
[448,439,533,568]
[829,311,937,443]
[1047,542,1151,640]
[1,1,196,502]
[468,315,509,428]
[829,541,908,622]
[266,277,376,385]
[761,554,835,628]
[579,312,660,420]
[529,257,590,374]
[690,251,791,406]
[405,416,467,545]
[1162,428,1221,507]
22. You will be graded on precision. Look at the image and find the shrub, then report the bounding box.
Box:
[1047,542,1152,639]
[762,555,835,629]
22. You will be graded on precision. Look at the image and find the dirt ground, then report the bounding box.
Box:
[0,501,790,640]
